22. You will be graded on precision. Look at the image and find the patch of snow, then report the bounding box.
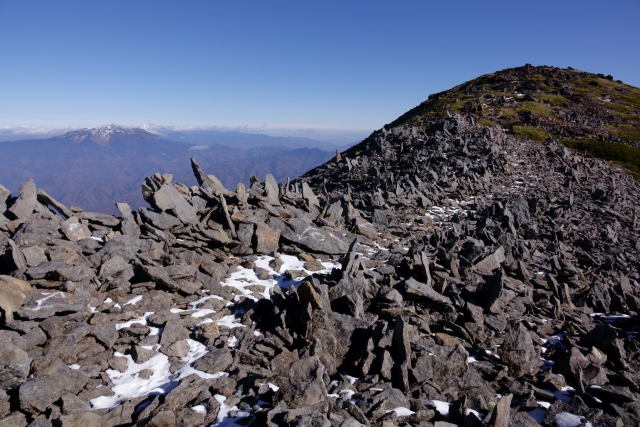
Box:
[267,382,280,392]
[339,389,355,399]
[213,394,252,426]
[217,314,245,329]
[220,254,339,301]
[343,375,358,385]
[465,408,484,420]
[115,312,154,330]
[554,412,586,427]
[91,339,226,410]
[25,291,64,311]
[123,295,143,306]
[68,364,81,370]
[227,336,238,347]
[386,407,415,417]
[191,404,207,415]
[431,400,451,416]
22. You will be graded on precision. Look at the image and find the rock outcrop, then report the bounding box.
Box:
[0,85,639,425]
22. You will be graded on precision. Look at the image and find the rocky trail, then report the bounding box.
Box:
[0,113,639,427]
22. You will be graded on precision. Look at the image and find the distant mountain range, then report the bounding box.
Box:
[0,125,338,213]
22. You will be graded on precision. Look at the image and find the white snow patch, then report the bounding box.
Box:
[386,407,415,417]
[217,314,245,329]
[123,295,143,306]
[339,389,355,399]
[191,404,207,415]
[343,375,358,385]
[26,291,64,311]
[431,400,451,416]
[220,254,339,301]
[465,408,484,419]
[68,364,81,370]
[213,394,252,425]
[90,339,226,410]
[554,412,586,427]
[115,312,154,330]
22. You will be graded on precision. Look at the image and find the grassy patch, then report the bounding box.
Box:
[477,118,497,127]
[610,124,640,141]
[537,93,569,106]
[499,108,517,118]
[512,125,550,141]
[517,101,556,118]
[562,139,640,178]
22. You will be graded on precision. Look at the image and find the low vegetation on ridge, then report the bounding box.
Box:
[390,64,640,178]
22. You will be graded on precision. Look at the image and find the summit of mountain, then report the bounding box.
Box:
[301,65,640,198]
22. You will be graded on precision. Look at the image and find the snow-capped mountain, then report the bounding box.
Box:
[0,126,333,213]
[57,125,160,144]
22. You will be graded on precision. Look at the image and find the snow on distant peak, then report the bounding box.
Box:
[139,123,162,135]
[62,124,157,144]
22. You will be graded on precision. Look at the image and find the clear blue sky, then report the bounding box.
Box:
[0,0,638,137]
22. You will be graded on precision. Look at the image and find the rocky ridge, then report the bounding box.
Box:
[0,107,639,425]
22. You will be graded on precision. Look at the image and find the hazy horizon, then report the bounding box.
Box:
[0,123,370,145]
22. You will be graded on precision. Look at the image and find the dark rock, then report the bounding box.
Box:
[0,341,31,389]
[402,277,452,306]
[193,348,233,373]
[500,323,540,377]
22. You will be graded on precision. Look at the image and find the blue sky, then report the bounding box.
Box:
[0,0,638,141]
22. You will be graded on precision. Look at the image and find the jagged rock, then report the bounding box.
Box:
[150,184,199,224]
[192,348,233,373]
[402,277,452,306]
[282,216,350,255]
[278,356,328,409]
[264,173,280,205]
[301,182,320,207]
[474,246,506,275]
[7,179,37,220]
[500,323,540,376]
[254,223,280,254]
